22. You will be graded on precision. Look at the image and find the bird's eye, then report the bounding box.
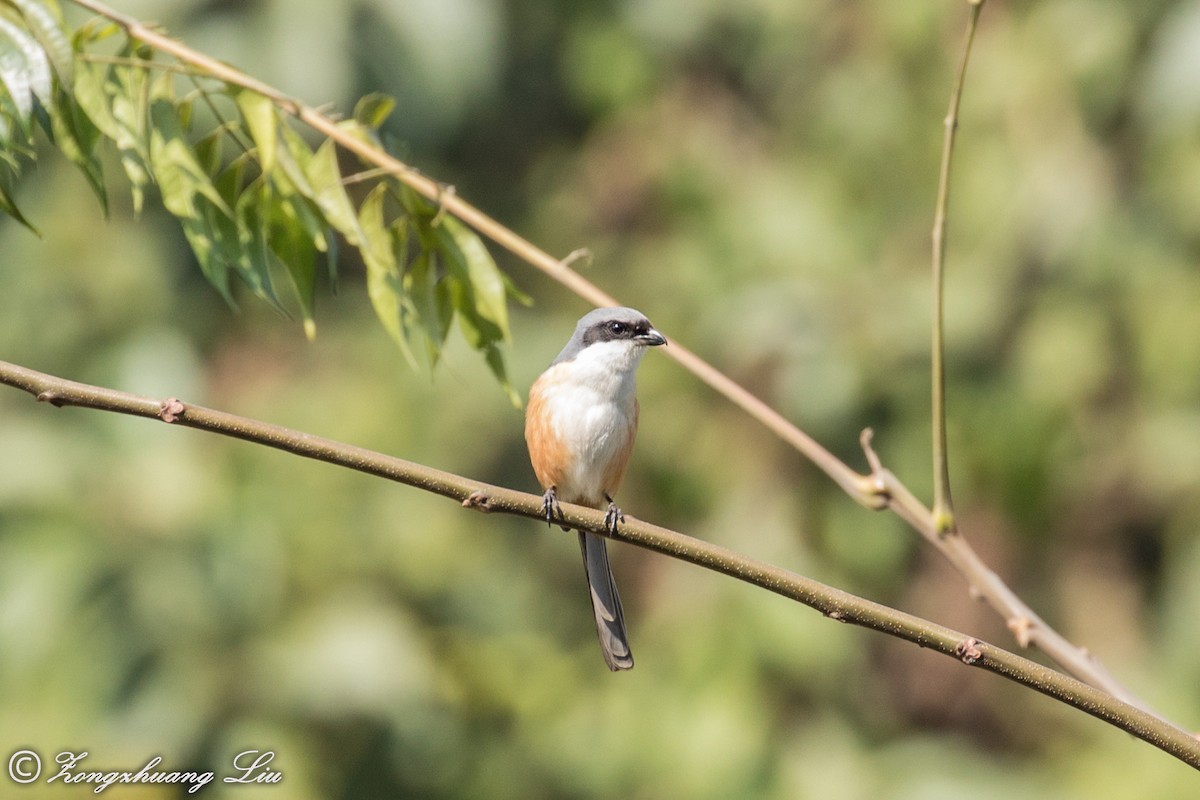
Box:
[608,321,627,335]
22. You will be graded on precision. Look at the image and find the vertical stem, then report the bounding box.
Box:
[931,0,984,536]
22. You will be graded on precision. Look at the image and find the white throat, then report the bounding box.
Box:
[564,340,646,397]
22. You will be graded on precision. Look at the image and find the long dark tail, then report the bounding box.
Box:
[579,531,634,671]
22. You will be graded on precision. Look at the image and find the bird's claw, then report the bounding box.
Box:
[603,497,625,535]
[542,488,563,527]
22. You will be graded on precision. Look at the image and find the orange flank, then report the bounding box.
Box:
[525,372,572,497]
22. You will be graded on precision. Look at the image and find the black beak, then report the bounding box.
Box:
[639,328,667,347]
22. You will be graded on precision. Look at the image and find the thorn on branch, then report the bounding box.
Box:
[955,637,983,665]
[462,490,493,512]
[159,397,186,423]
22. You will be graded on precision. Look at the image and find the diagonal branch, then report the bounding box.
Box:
[62,0,1148,712]
[65,0,868,503]
[1,358,1197,769]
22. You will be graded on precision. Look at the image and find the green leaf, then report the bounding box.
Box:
[193,126,223,176]
[233,179,282,309]
[267,187,320,339]
[147,72,230,220]
[145,73,249,304]
[0,10,51,106]
[0,112,12,156]
[0,11,51,115]
[7,0,70,88]
[77,54,158,212]
[107,62,151,214]
[436,215,510,341]
[446,274,484,348]
[0,163,37,233]
[178,193,234,304]
[299,135,374,290]
[434,262,454,336]
[304,138,363,247]
[44,84,107,212]
[502,270,534,307]
[71,16,119,50]
[212,146,245,207]
[405,246,450,364]
[485,344,521,408]
[236,89,276,174]
[393,188,520,393]
[176,91,194,132]
[353,92,395,130]
[396,182,436,221]
[71,59,116,136]
[0,82,32,153]
[269,158,331,318]
[359,182,415,365]
[271,164,327,252]
[275,124,314,193]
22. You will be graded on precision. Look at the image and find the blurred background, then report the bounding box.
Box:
[2,0,1200,796]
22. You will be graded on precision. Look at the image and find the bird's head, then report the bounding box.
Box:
[551,307,667,374]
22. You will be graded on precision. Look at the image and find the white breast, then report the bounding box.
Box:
[539,340,644,505]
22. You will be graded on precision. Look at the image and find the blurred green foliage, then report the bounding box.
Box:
[2,0,1200,796]
[1,0,527,400]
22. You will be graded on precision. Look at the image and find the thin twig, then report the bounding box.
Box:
[79,52,213,78]
[930,0,984,537]
[63,0,1149,711]
[0,358,1196,769]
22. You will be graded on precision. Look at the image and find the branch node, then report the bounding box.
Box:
[955,637,983,665]
[462,490,493,512]
[313,101,339,119]
[559,248,593,270]
[824,608,847,622]
[159,397,186,423]
[1007,616,1034,648]
[431,183,456,227]
[35,390,65,407]
[933,508,958,538]
[856,428,891,509]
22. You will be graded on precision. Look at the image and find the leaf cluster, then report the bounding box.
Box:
[0,0,523,401]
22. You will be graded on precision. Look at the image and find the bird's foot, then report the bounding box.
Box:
[603,495,625,535]
[542,487,564,527]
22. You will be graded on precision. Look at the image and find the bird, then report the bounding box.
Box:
[525,307,666,671]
